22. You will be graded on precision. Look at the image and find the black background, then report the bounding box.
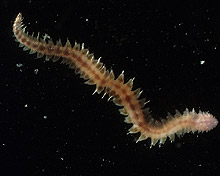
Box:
[0,0,219,175]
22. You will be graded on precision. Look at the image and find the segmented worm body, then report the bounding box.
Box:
[13,13,218,147]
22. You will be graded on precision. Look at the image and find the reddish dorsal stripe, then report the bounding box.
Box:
[13,13,218,148]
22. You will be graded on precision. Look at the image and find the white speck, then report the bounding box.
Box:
[34,69,39,74]
[85,18,89,22]
[200,60,205,65]
[24,104,28,108]
[60,157,64,161]
[43,116,47,119]
[2,143,5,146]
[16,63,23,68]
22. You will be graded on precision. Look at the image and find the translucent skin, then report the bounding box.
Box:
[13,13,218,148]
[193,111,218,132]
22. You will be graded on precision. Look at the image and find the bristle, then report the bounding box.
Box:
[100,66,106,74]
[125,78,134,89]
[96,62,103,69]
[128,125,139,134]
[81,43,84,49]
[175,110,182,117]
[119,108,128,115]
[109,90,116,98]
[75,68,81,74]
[97,57,101,63]
[184,108,190,114]
[69,62,76,69]
[19,43,24,47]
[166,113,174,121]
[133,88,142,98]
[85,79,95,85]
[124,116,132,124]
[65,38,71,47]
[92,59,98,65]
[143,107,151,117]
[104,70,109,78]
[37,53,44,58]
[56,39,62,46]
[139,98,147,108]
[79,71,86,79]
[29,49,36,54]
[109,69,115,79]
[117,71,124,83]
[160,137,167,144]
[61,58,70,64]
[150,138,159,147]
[136,134,147,143]
[88,53,94,60]
[74,43,80,50]
[113,97,122,106]
[160,118,167,124]
[96,86,104,94]
[168,134,175,142]
[22,26,26,32]
[36,32,40,40]
[23,46,29,51]
[102,88,110,99]
[52,56,60,62]
[81,49,89,55]
[45,55,52,61]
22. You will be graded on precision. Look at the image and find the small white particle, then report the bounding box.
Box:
[16,63,23,68]
[60,157,64,161]
[34,69,39,74]
[24,104,28,108]
[200,60,205,65]
[43,116,47,119]
[85,18,89,22]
